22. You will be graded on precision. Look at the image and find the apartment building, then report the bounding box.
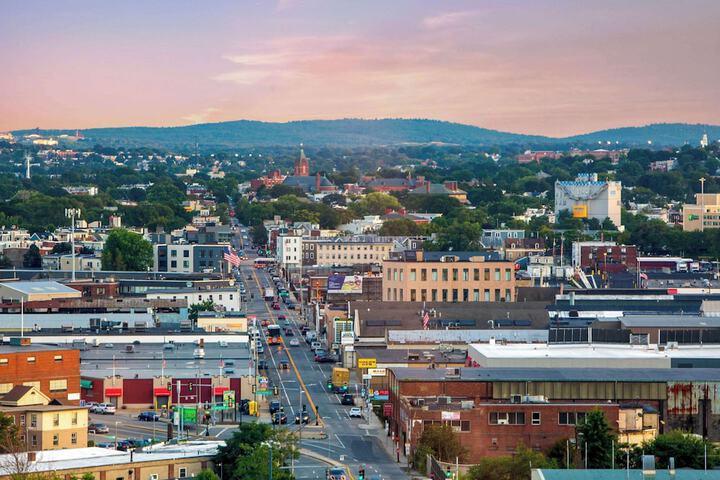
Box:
[683,193,720,231]
[154,244,230,273]
[382,251,516,303]
[276,234,302,269]
[0,385,88,451]
[302,236,422,267]
[554,173,622,227]
[0,341,81,404]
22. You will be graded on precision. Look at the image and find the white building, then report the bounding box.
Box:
[554,173,622,228]
[276,235,302,269]
[338,215,384,235]
[146,287,241,312]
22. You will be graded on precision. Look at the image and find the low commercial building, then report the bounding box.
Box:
[146,287,241,312]
[0,385,88,451]
[683,193,720,231]
[554,173,622,227]
[387,367,720,463]
[0,441,220,480]
[382,251,516,303]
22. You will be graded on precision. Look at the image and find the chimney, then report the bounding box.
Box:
[315,173,321,192]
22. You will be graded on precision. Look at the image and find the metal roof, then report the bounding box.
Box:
[619,315,720,328]
[0,281,81,299]
[533,469,720,480]
[390,367,720,383]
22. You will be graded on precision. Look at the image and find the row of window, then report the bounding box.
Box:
[12,410,79,428]
[316,245,389,251]
[317,254,385,261]
[24,432,79,447]
[422,420,471,432]
[0,355,63,367]
[386,267,513,282]
[387,288,512,302]
[488,411,586,426]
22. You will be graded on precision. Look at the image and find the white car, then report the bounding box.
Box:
[91,403,116,415]
[349,407,362,418]
[289,338,300,347]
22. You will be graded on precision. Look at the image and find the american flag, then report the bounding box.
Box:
[224,246,241,267]
[422,310,430,330]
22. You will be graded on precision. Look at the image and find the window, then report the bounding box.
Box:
[461,420,471,432]
[462,289,469,302]
[452,289,458,302]
[421,269,427,281]
[473,268,480,281]
[71,412,78,425]
[179,468,188,478]
[183,250,189,258]
[53,434,59,446]
[463,269,469,281]
[559,411,586,425]
[431,269,438,281]
[31,435,37,447]
[442,269,448,281]
[149,475,159,480]
[0,359,7,366]
[431,289,438,302]
[484,289,490,302]
[489,412,525,425]
[30,414,37,428]
[505,269,512,281]
[0,383,12,394]
[19,415,25,426]
[442,289,448,302]
[421,289,427,302]
[473,289,480,302]
[532,412,541,425]
[53,413,59,426]
[170,260,177,268]
[484,268,490,281]
[71,432,77,444]
[505,289,511,302]
[410,269,416,281]
[49,379,67,392]
[494,268,501,281]
[495,289,501,302]
[26,356,36,364]
[452,269,458,281]
[399,270,404,281]
[410,290,416,302]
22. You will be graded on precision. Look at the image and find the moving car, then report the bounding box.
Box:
[271,302,280,310]
[269,400,281,414]
[258,359,268,370]
[288,338,300,347]
[280,360,289,370]
[88,423,109,434]
[278,314,287,321]
[341,394,355,406]
[326,467,347,480]
[284,328,294,336]
[349,407,362,418]
[315,354,335,363]
[295,411,310,424]
[286,303,296,310]
[138,411,159,421]
[272,412,288,425]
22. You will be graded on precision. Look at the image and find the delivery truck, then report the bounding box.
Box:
[329,367,350,393]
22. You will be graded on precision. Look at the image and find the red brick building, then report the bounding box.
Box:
[579,244,638,273]
[0,340,81,405]
[386,367,716,463]
[250,170,286,190]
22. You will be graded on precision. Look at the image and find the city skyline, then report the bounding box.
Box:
[2,0,719,136]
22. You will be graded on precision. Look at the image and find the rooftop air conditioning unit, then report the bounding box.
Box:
[667,341,679,350]
[445,368,460,378]
[437,396,451,405]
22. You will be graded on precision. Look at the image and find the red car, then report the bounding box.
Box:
[278,314,287,321]
[271,302,280,310]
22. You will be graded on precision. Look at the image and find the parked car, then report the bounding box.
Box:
[341,394,355,406]
[271,302,280,310]
[278,314,287,321]
[310,341,322,350]
[315,354,335,363]
[91,403,116,415]
[256,344,265,354]
[88,423,109,434]
[258,359,268,370]
[138,411,159,422]
[349,407,362,418]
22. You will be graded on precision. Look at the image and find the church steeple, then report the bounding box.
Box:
[294,144,310,176]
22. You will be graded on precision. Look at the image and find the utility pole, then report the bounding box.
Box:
[65,208,81,282]
[700,177,706,232]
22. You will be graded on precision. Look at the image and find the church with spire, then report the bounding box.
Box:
[282,146,337,194]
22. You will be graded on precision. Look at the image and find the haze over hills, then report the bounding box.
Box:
[11,119,719,149]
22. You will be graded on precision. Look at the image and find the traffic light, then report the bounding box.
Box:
[273,385,279,395]
[251,384,256,394]
[358,467,365,480]
[445,467,453,479]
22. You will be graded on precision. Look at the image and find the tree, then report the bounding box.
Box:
[22,244,42,268]
[251,224,268,246]
[51,242,72,254]
[642,430,720,469]
[414,424,466,464]
[101,229,153,271]
[216,423,298,480]
[189,300,216,323]
[467,445,556,480]
[378,218,424,236]
[576,410,615,469]
[349,192,401,216]
[196,469,220,480]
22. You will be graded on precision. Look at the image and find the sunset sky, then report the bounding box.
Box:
[1,0,718,136]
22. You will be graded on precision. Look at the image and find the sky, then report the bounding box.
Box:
[1,0,719,136]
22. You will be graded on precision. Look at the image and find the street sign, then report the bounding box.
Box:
[362,374,372,381]
[358,358,376,369]
[368,368,386,377]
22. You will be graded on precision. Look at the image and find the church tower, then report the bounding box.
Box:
[294,145,310,176]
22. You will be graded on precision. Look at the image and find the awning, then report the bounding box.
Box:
[154,388,171,396]
[104,387,122,397]
[213,386,229,395]
[80,380,93,389]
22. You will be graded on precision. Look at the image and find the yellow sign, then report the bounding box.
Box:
[358,358,377,369]
[572,205,588,218]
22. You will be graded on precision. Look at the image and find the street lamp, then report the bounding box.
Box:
[114,421,121,449]
[65,208,81,282]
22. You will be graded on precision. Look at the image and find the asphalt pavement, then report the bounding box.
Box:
[239,259,410,480]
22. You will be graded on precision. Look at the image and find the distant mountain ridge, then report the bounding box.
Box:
[11,119,719,149]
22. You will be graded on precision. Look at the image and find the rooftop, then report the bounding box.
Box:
[533,469,720,480]
[390,367,720,383]
[468,342,720,360]
[0,281,81,299]
[0,441,223,475]
[618,315,720,328]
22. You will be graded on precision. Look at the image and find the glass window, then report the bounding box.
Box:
[53,355,63,363]
[26,356,36,364]
[431,289,438,302]
[410,289,416,302]
[474,269,480,281]
[442,289,448,302]
[452,269,458,281]
[462,289,469,302]
[442,269,448,281]
[50,379,67,392]
[421,289,427,302]
[505,269,512,281]
[495,289,501,302]
[484,289,490,302]
[484,268,490,281]
[532,412,541,425]
[71,432,77,444]
[463,269,469,281]
[53,414,59,426]
[452,289,458,302]
[421,269,427,281]
[494,268,501,281]
[53,434,59,446]
[410,269,416,281]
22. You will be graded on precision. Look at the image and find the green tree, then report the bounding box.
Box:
[196,469,220,480]
[467,445,556,480]
[146,179,186,204]
[216,423,298,480]
[414,424,466,464]
[51,242,72,254]
[251,224,268,246]
[23,244,42,268]
[576,410,615,469]
[101,229,153,271]
[349,192,401,216]
[642,430,720,469]
[189,300,216,322]
[378,218,424,236]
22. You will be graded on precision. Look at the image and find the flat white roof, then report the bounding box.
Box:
[468,343,720,359]
[0,441,224,475]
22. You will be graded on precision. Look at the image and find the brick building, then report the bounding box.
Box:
[382,251,516,303]
[386,367,720,463]
[578,244,638,273]
[0,341,81,405]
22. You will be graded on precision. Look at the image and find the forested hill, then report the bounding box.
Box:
[12,119,719,149]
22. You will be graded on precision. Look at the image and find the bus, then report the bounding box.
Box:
[267,325,282,345]
[254,257,276,269]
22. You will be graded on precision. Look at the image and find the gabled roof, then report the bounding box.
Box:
[0,385,50,406]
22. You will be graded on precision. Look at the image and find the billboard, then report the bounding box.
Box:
[572,204,588,218]
[328,275,363,294]
[358,358,377,369]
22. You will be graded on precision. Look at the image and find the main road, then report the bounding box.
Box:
[240,257,409,480]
